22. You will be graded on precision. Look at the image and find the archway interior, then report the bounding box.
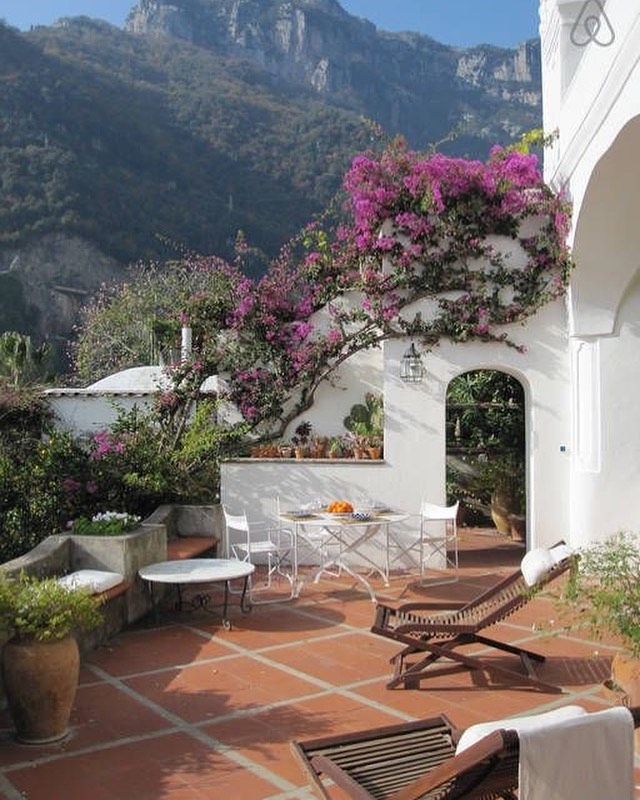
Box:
[446,370,526,549]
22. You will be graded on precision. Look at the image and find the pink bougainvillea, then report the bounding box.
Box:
[163,140,573,437]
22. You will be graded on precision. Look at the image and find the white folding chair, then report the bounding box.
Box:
[222,506,295,604]
[419,500,460,586]
[274,497,337,581]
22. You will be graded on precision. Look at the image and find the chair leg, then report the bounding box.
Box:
[388,637,463,689]
[388,637,562,693]
[474,634,546,663]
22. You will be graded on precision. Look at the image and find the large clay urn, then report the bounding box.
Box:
[2,636,80,744]
[611,653,640,750]
[490,491,513,535]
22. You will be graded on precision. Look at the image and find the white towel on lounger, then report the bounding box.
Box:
[519,706,634,800]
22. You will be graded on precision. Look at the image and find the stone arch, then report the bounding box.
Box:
[445,366,530,547]
[571,114,640,336]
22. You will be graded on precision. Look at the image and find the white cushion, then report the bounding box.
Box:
[58,569,124,594]
[455,705,587,754]
[521,547,555,587]
[549,543,574,565]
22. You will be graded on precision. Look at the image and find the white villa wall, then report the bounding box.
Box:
[540,0,640,544]
[48,394,154,435]
[222,299,571,553]
[285,347,383,438]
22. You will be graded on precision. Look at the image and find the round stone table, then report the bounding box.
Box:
[139,558,255,628]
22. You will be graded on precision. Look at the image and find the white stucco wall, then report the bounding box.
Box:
[222,298,571,553]
[541,0,640,544]
[47,394,155,435]
[284,347,383,438]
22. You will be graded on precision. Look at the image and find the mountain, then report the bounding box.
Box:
[125,0,541,149]
[0,1,542,356]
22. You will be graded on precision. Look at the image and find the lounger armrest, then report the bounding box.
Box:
[388,730,512,800]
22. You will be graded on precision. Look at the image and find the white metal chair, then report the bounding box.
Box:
[274,497,337,581]
[418,500,460,586]
[222,506,295,604]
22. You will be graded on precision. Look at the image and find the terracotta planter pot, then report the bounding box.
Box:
[612,652,640,705]
[490,491,514,536]
[508,513,526,543]
[610,652,640,750]
[354,448,369,460]
[2,635,80,744]
[367,447,382,460]
[294,447,307,460]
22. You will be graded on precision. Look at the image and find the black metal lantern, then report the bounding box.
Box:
[400,342,424,383]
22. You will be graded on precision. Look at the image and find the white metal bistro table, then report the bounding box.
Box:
[139,558,255,629]
[279,511,409,602]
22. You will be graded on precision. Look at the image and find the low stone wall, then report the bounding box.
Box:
[0,503,222,633]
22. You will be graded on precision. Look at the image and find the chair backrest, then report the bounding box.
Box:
[222,506,250,555]
[421,500,459,521]
[293,707,640,800]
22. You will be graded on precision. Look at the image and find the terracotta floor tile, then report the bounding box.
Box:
[125,655,319,723]
[266,632,397,685]
[3,532,630,797]
[0,683,170,768]
[187,603,348,648]
[7,732,279,800]
[87,626,231,677]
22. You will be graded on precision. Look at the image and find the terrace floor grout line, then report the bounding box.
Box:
[1,726,183,773]
[2,554,633,799]
[182,624,416,722]
[91,627,360,681]
[0,772,23,800]
[75,663,300,795]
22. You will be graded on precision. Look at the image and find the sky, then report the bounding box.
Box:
[1,0,540,48]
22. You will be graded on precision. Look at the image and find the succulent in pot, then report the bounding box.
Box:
[328,437,343,459]
[0,574,102,743]
[291,420,312,458]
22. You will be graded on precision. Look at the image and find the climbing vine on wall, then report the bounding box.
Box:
[76,140,573,439]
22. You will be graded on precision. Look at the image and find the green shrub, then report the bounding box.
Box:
[561,532,640,657]
[0,574,102,642]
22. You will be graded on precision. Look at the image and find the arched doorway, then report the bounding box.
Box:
[446,369,527,558]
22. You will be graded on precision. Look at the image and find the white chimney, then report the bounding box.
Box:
[181,326,192,362]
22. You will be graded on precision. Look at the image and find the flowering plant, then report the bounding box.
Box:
[71,511,141,536]
[75,136,573,447]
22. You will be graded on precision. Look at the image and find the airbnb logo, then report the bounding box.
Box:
[570,0,615,47]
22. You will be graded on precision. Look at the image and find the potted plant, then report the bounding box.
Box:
[559,532,640,706]
[70,511,141,536]
[291,420,312,459]
[0,574,102,743]
[479,455,525,537]
[328,437,343,459]
[366,435,383,460]
[343,393,384,459]
[279,442,294,459]
[310,435,329,459]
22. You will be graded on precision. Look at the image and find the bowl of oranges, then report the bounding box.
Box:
[326,500,354,516]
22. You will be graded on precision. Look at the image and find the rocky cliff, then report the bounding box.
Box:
[0,2,542,356]
[126,0,541,148]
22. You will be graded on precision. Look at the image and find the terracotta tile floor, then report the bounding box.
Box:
[1,529,639,799]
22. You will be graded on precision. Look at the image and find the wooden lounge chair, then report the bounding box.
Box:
[371,546,574,692]
[292,707,640,800]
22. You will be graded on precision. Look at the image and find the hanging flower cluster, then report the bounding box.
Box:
[165,140,573,438]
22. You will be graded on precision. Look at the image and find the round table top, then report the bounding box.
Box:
[279,511,409,527]
[139,558,255,584]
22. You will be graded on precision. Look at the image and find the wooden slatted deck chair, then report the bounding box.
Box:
[371,543,575,692]
[292,707,640,800]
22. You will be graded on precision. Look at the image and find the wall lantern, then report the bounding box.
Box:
[400,342,425,383]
